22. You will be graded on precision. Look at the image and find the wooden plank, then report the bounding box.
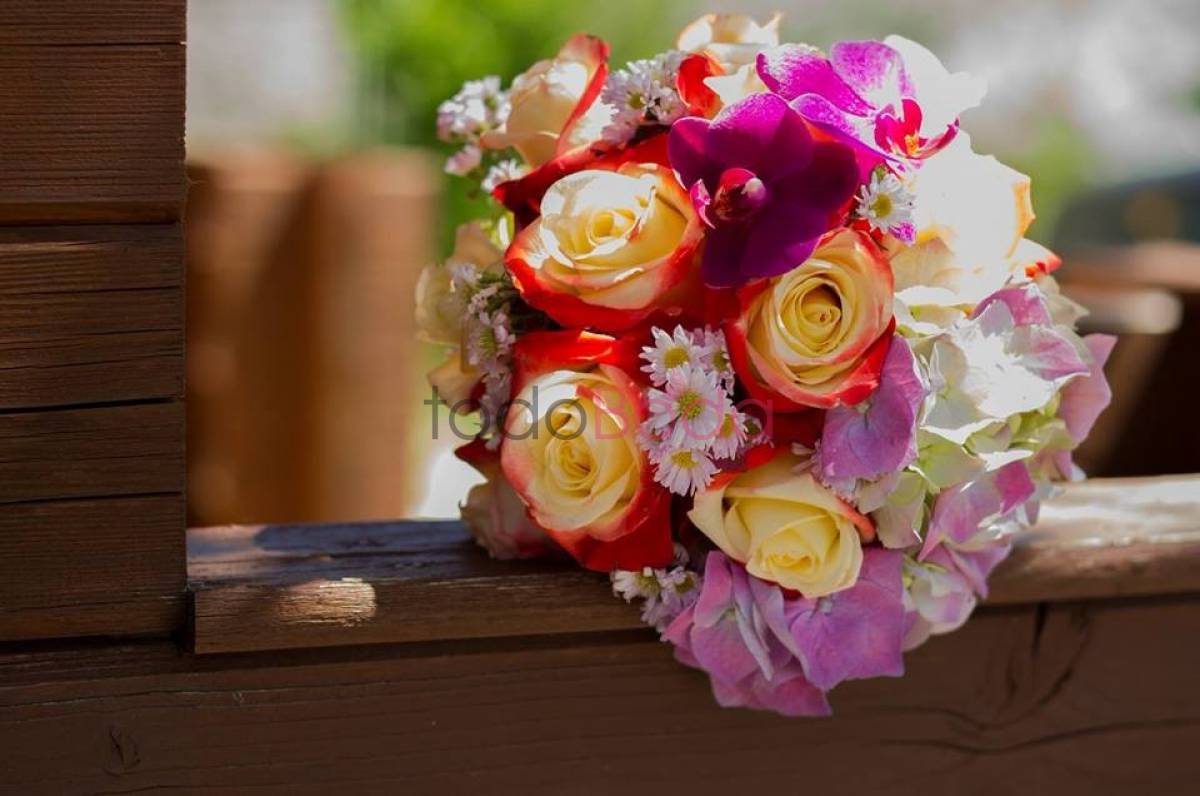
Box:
[0,0,186,45]
[0,225,183,409]
[0,44,185,224]
[188,475,1200,655]
[0,495,185,641]
[990,475,1200,602]
[189,522,642,654]
[0,402,184,504]
[3,595,1199,792]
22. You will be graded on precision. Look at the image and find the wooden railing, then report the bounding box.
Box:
[186,475,1200,655]
[3,474,1198,792]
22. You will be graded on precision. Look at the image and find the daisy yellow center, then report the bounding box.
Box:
[477,327,498,357]
[712,350,730,373]
[676,390,703,421]
[870,193,894,218]
[672,449,698,468]
[663,347,691,369]
[718,414,736,438]
[635,571,660,594]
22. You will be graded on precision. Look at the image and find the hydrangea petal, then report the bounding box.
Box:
[921,460,1034,556]
[1059,334,1117,444]
[783,548,906,690]
[819,336,924,483]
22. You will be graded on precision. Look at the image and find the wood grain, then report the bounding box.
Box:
[188,475,1200,654]
[0,495,185,641]
[0,0,186,45]
[0,44,185,223]
[0,402,184,504]
[3,596,1199,793]
[0,225,183,409]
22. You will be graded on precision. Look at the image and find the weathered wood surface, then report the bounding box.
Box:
[0,402,184,505]
[189,475,1200,655]
[0,0,186,45]
[0,43,185,223]
[0,225,184,409]
[2,596,1197,794]
[0,400,185,639]
[0,0,188,644]
[0,495,185,641]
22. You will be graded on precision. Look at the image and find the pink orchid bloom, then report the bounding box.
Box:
[757,37,984,168]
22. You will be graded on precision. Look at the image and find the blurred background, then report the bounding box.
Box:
[185,0,1200,527]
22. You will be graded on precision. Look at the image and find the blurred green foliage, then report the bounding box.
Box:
[335,1,1100,252]
[1001,116,1097,242]
[337,0,690,249]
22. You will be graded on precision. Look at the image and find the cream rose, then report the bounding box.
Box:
[427,349,480,409]
[457,442,553,560]
[498,331,673,572]
[415,221,502,345]
[506,163,701,332]
[502,367,643,539]
[689,453,872,597]
[676,13,780,109]
[419,222,506,412]
[728,228,895,409]
[677,13,781,72]
[481,35,605,168]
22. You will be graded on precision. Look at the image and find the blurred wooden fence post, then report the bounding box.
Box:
[186,149,437,525]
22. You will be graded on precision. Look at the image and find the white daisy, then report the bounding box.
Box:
[637,423,670,463]
[611,567,660,603]
[443,145,482,177]
[465,309,513,369]
[710,408,749,460]
[857,168,916,242]
[481,158,528,192]
[641,325,710,386]
[643,566,701,630]
[613,566,702,631]
[645,364,726,449]
[654,446,718,496]
[436,76,508,144]
[697,327,736,394]
[600,51,688,146]
[479,369,512,449]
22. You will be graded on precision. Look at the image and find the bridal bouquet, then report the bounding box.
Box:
[417,13,1114,716]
